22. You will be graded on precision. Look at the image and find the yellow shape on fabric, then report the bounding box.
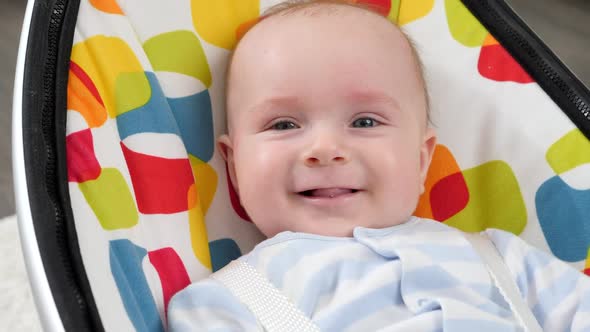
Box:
[188,184,212,270]
[71,36,151,118]
[189,154,218,214]
[79,168,139,230]
[144,31,212,88]
[585,247,590,270]
[546,129,590,174]
[398,0,434,26]
[444,161,527,234]
[67,68,107,128]
[191,0,260,50]
[444,0,488,47]
[89,0,123,14]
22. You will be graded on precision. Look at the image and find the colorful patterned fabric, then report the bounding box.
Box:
[65,0,590,330]
[168,217,590,331]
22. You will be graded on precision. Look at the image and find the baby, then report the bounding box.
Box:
[168,1,590,331]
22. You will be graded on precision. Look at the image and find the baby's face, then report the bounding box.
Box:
[220,5,436,237]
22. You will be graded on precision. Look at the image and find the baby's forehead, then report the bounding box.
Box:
[226,3,429,126]
[230,3,418,77]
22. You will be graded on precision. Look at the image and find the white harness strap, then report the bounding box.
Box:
[213,234,542,332]
[211,260,321,332]
[464,232,543,332]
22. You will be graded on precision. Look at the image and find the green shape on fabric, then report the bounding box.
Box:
[79,168,139,230]
[143,30,212,88]
[114,71,151,116]
[546,129,590,174]
[444,160,526,234]
[444,0,488,47]
[388,0,401,23]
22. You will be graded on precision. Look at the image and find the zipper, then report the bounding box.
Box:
[41,0,92,325]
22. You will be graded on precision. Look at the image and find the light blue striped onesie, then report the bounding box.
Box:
[168,217,590,331]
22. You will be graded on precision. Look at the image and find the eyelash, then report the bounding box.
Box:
[266,116,382,131]
[351,116,381,128]
[269,119,300,131]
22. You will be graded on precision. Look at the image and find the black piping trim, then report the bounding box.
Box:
[22,0,103,330]
[462,0,590,139]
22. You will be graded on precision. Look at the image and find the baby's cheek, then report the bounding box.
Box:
[382,158,423,202]
[253,218,283,238]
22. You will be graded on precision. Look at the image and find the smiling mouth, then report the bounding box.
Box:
[298,188,360,198]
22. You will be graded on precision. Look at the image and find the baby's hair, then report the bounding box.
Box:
[261,0,387,17]
[226,0,431,126]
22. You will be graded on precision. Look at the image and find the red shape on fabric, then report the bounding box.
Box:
[70,61,105,106]
[148,248,191,318]
[478,44,534,84]
[121,142,194,214]
[430,172,469,221]
[67,129,101,182]
[584,268,590,277]
[225,163,252,222]
[357,0,391,16]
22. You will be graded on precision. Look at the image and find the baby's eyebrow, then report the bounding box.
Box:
[247,91,401,114]
[248,96,302,113]
[345,90,401,111]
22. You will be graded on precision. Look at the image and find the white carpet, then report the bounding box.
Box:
[0,215,42,331]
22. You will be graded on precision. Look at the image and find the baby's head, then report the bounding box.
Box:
[219,0,437,237]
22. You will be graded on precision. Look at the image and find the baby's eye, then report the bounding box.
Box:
[270,120,299,131]
[351,117,379,128]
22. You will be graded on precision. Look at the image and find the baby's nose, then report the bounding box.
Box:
[303,137,349,167]
[305,154,347,167]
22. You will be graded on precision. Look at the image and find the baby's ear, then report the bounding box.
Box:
[218,135,239,195]
[419,127,437,194]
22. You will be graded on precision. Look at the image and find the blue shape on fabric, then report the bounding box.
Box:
[209,238,242,272]
[535,175,590,262]
[116,72,181,140]
[168,90,214,162]
[109,239,164,332]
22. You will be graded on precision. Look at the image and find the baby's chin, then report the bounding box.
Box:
[258,216,413,238]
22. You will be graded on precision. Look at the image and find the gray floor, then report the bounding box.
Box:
[0,0,589,218]
[1,0,26,219]
[506,0,590,87]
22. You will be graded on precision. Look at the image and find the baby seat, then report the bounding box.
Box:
[13,0,590,330]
